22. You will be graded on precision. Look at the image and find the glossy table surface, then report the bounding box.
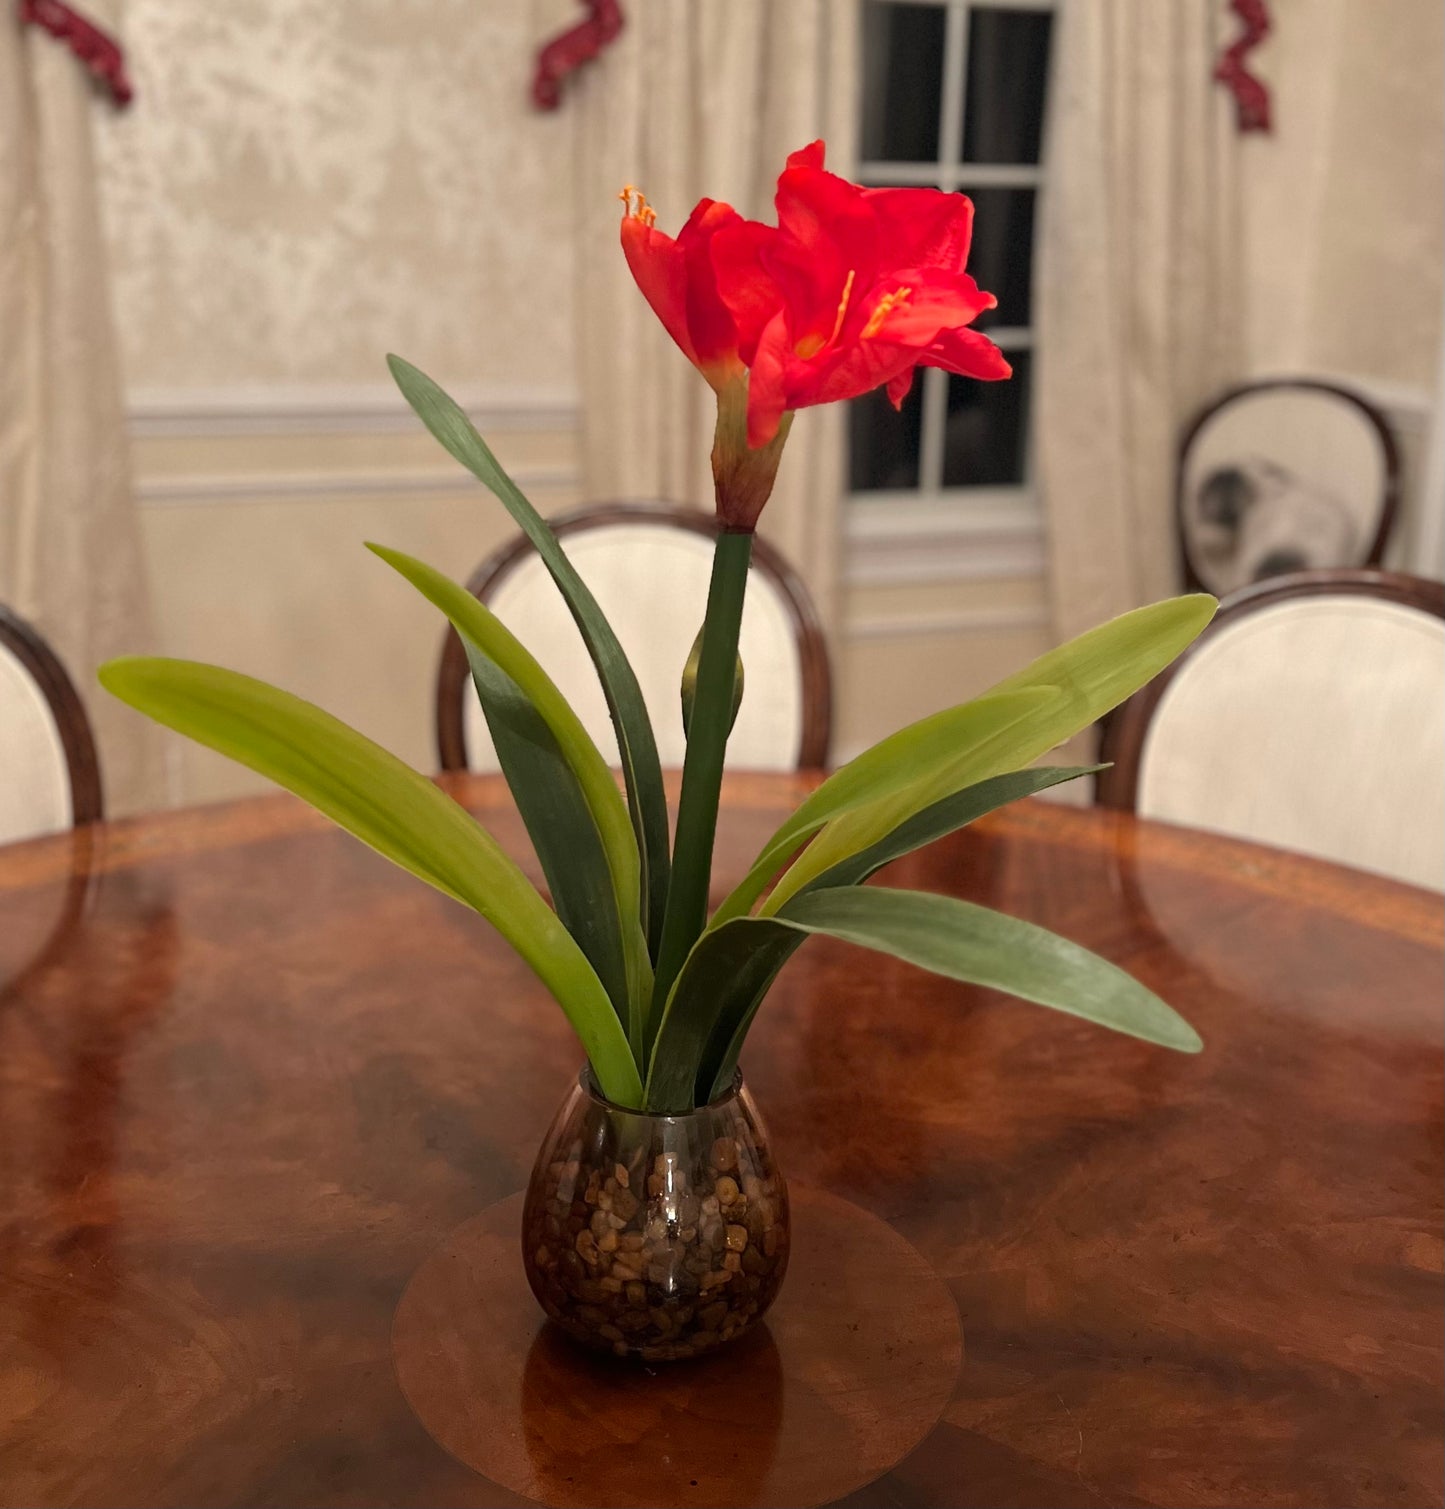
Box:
[0,774,1441,1508]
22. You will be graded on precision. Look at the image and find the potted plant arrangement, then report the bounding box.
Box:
[101,143,1213,1365]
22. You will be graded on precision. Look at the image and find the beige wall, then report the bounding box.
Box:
[98,0,577,393]
[1241,0,1444,568]
[1243,0,1444,393]
[99,0,586,806]
[132,419,582,806]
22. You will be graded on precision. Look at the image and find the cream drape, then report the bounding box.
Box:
[1035,0,1244,641]
[0,1,164,817]
[571,0,858,628]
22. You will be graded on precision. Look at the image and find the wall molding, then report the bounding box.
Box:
[845,602,1050,641]
[127,382,581,439]
[127,384,583,507]
[844,491,1047,587]
[134,463,581,508]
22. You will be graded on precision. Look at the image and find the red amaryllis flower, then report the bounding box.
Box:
[714,142,1011,447]
[619,144,1010,450]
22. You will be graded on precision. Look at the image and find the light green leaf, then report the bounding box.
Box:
[811,765,1105,892]
[778,887,1202,1052]
[97,656,643,1104]
[763,595,1216,913]
[708,686,1059,929]
[387,354,671,955]
[366,544,652,1045]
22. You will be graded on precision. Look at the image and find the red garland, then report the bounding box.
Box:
[532,0,623,111]
[19,0,133,107]
[1214,0,1272,133]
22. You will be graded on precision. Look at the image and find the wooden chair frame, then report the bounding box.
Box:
[0,604,103,827]
[1176,378,1401,593]
[435,501,833,772]
[1097,568,1445,812]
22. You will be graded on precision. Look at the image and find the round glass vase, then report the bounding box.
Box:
[521,1071,790,1361]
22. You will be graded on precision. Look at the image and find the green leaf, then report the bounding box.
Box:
[685,766,1102,1105]
[366,544,652,1048]
[778,887,1202,1053]
[97,656,643,1105]
[644,915,800,1112]
[763,595,1216,913]
[708,686,1059,929]
[464,645,631,1029]
[387,354,670,955]
[812,765,1105,892]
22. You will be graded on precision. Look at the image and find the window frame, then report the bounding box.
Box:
[848,0,1056,580]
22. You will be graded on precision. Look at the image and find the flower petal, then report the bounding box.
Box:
[712,219,784,365]
[852,270,996,348]
[794,339,921,409]
[861,186,976,271]
[745,310,793,448]
[922,326,1013,382]
[786,140,826,172]
[774,158,878,297]
[886,368,916,409]
[678,198,746,375]
[620,215,697,367]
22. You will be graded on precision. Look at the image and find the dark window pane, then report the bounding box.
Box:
[849,375,924,491]
[860,2,945,163]
[961,188,1035,326]
[961,8,1054,164]
[942,348,1030,487]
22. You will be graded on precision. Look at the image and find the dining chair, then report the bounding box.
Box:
[436,502,832,772]
[1098,569,1445,890]
[0,604,104,844]
[1177,379,1399,596]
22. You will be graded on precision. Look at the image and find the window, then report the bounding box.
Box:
[849,0,1055,514]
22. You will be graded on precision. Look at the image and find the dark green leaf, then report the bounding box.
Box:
[464,645,630,1028]
[365,543,651,1044]
[778,887,1202,1053]
[387,354,671,955]
[644,916,801,1112]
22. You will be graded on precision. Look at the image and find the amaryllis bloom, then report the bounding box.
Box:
[620,142,1011,456]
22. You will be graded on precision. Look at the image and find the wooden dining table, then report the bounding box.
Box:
[0,772,1440,1508]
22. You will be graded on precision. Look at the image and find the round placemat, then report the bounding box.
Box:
[392,1184,962,1508]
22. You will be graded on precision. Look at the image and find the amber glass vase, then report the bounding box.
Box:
[522,1071,790,1361]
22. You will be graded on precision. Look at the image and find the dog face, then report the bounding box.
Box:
[1195,465,1257,530]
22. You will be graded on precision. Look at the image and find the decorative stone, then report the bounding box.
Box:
[521,1072,789,1361]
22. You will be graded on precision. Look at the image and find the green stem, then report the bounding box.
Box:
[650,529,753,1036]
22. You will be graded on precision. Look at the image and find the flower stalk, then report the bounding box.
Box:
[650,524,754,1037]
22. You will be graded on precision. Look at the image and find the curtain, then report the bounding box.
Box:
[0,0,164,816]
[1035,0,1245,641]
[570,0,858,628]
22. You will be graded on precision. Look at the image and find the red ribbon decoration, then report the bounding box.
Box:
[532,0,623,111]
[18,0,133,107]
[1214,0,1272,133]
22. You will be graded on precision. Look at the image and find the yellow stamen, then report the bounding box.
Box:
[828,269,857,346]
[618,184,657,226]
[862,285,913,339]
